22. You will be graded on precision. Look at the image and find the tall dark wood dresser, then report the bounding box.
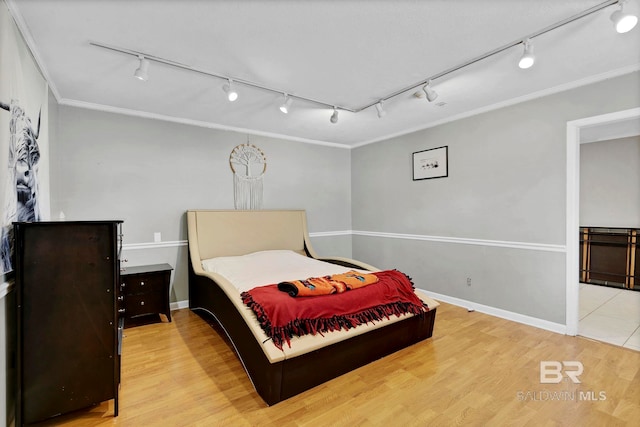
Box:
[13,221,123,425]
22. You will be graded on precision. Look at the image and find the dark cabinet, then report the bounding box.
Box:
[121,263,173,325]
[13,221,123,425]
[580,227,639,290]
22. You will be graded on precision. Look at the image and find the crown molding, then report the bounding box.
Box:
[59,98,352,149]
[353,64,640,148]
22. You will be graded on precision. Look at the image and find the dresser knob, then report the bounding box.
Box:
[140,301,145,306]
[140,281,145,286]
[118,308,126,313]
[117,296,124,301]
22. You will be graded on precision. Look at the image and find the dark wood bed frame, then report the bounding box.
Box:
[187,210,437,405]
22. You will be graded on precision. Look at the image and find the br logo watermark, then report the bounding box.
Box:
[540,361,583,384]
[515,360,606,401]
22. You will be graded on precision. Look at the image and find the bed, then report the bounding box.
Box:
[187,209,438,405]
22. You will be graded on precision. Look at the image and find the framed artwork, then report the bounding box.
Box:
[412,146,448,180]
[1,4,50,274]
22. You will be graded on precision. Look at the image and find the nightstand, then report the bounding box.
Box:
[120,263,173,326]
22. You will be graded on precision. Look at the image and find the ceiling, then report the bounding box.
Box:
[8,0,640,148]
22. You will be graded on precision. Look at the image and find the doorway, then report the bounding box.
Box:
[565,107,640,348]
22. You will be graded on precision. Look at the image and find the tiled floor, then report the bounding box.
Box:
[578,283,640,351]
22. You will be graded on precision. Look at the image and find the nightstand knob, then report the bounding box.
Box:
[140,281,145,286]
[117,296,124,301]
[118,308,126,314]
[140,301,145,306]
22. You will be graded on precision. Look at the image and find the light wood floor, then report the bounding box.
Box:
[33,303,639,427]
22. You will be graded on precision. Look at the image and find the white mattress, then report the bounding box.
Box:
[201,249,368,292]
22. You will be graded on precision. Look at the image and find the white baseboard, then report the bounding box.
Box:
[170,300,189,311]
[418,289,567,335]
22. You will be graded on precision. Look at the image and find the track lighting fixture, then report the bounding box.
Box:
[610,0,638,33]
[518,39,535,69]
[134,55,149,81]
[279,94,293,114]
[422,81,438,102]
[94,0,637,123]
[223,79,238,102]
[330,107,339,124]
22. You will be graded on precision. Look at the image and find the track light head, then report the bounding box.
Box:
[423,81,438,102]
[518,39,535,69]
[223,79,238,102]
[330,107,339,124]
[134,55,149,81]
[611,1,638,33]
[279,94,293,114]
[375,101,386,118]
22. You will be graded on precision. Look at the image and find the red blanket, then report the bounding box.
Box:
[241,270,429,350]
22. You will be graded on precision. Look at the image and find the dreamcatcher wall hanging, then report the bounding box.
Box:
[229,142,267,210]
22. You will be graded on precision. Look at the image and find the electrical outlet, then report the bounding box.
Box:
[466,277,472,286]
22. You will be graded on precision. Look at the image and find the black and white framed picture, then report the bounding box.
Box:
[1,4,50,274]
[412,146,448,180]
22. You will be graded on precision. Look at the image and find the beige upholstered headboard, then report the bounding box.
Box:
[187,210,315,262]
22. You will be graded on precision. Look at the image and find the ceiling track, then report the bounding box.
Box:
[90,0,621,115]
[89,41,358,113]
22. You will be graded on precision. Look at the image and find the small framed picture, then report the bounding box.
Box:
[412,146,448,180]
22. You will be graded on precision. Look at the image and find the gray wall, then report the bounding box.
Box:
[580,135,640,228]
[51,106,353,302]
[352,72,640,325]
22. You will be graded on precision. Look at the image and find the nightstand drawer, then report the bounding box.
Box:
[125,292,164,317]
[122,274,165,295]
